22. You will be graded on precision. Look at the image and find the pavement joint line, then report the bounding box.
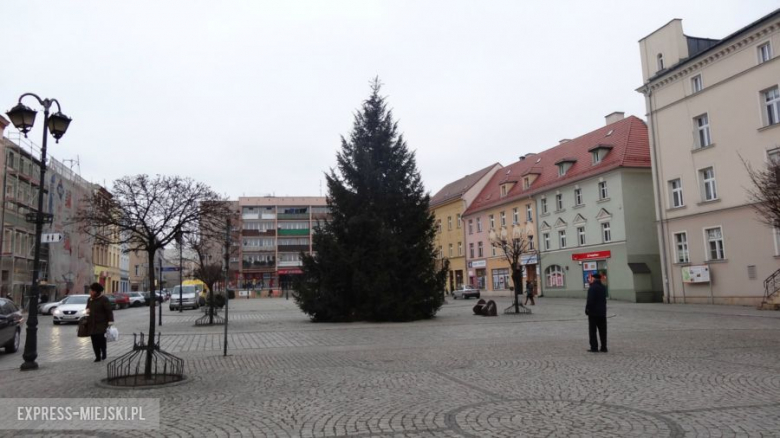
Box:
[658,401,780,415]
[433,370,507,401]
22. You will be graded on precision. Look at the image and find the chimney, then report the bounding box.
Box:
[605,111,625,125]
[518,152,536,161]
[559,139,571,144]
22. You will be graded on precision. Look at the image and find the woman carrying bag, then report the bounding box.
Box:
[86,283,114,362]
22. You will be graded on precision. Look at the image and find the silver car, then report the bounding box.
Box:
[39,297,68,315]
[452,285,481,300]
[52,295,89,325]
[169,285,199,310]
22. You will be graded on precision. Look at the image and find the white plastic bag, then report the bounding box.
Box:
[106,326,119,342]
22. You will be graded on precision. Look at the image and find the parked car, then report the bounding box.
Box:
[0,297,23,353]
[38,297,68,315]
[141,291,164,305]
[105,294,120,310]
[113,293,130,309]
[452,285,481,300]
[52,294,89,325]
[125,292,145,307]
[169,285,199,310]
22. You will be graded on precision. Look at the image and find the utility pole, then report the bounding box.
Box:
[223,216,230,357]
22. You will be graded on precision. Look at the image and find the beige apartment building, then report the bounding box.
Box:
[430,163,501,292]
[638,9,780,305]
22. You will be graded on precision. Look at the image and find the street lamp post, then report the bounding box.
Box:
[6,93,71,371]
[176,231,183,313]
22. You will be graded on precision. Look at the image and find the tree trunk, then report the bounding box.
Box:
[511,267,523,313]
[146,248,157,379]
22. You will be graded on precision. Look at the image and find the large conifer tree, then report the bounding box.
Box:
[295,80,447,322]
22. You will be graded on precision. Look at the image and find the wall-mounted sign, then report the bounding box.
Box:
[572,250,612,261]
[469,260,487,268]
[682,265,710,283]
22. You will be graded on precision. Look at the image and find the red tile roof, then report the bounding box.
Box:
[430,163,501,207]
[464,116,649,215]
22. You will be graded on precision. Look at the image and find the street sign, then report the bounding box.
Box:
[41,233,63,243]
[25,212,54,224]
[162,267,181,272]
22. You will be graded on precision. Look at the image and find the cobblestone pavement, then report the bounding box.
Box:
[0,297,779,437]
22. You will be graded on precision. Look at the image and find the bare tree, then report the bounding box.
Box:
[745,157,780,228]
[74,175,225,378]
[489,224,536,313]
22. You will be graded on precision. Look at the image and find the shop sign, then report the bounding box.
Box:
[571,250,611,261]
[469,260,487,268]
[278,269,303,275]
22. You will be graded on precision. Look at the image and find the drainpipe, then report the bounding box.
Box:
[532,195,544,297]
[643,85,672,304]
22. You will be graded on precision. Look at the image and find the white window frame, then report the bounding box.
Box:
[543,232,550,251]
[669,178,684,208]
[700,167,718,202]
[468,220,473,235]
[546,265,565,288]
[477,217,483,233]
[469,243,474,258]
[591,151,602,165]
[526,205,532,222]
[528,235,534,250]
[598,181,608,200]
[500,211,506,227]
[674,231,689,263]
[758,42,772,64]
[574,188,583,206]
[457,214,461,229]
[763,86,780,126]
[489,214,495,230]
[491,245,497,257]
[478,241,483,257]
[448,243,453,257]
[523,177,530,189]
[558,230,567,248]
[501,185,508,197]
[557,165,566,177]
[695,114,712,148]
[447,216,452,230]
[541,198,548,214]
[691,74,703,93]
[555,194,563,211]
[769,148,780,166]
[704,226,725,260]
[458,242,462,256]
[577,226,586,246]
[513,208,519,225]
[601,222,612,243]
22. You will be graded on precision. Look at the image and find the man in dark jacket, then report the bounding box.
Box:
[585,273,607,353]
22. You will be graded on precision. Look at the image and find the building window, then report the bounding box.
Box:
[695,114,712,148]
[447,216,452,230]
[701,167,718,201]
[489,214,495,230]
[577,226,586,246]
[477,217,483,232]
[674,232,689,263]
[458,242,462,256]
[598,181,608,200]
[601,222,612,243]
[758,42,772,64]
[478,241,484,257]
[541,198,548,214]
[523,177,530,189]
[558,165,566,177]
[691,74,703,93]
[448,243,453,257]
[769,148,780,165]
[574,188,583,206]
[705,227,725,260]
[469,243,474,258]
[555,194,563,211]
[591,151,602,165]
[669,179,684,208]
[468,220,473,235]
[526,205,532,222]
[438,246,443,259]
[763,87,780,126]
[501,185,508,197]
[657,53,664,71]
[437,220,442,234]
[513,208,519,224]
[546,265,564,288]
[491,245,497,257]
[558,230,567,248]
[528,235,534,250]
[492,268,511,291]
[543,232,550,250]
[457,214,461,229]
[500,211,506,227]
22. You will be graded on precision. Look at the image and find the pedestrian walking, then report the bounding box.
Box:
[524,280,535,306]
[86,282,114,362]
[585,273,607,353]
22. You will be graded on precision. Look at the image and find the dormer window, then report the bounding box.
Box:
[523,177,530,190]
[555,158,577,177]
[589,144,613,165]
[499,182,515,197]
[657,53,664,71]
[501,185,508,197]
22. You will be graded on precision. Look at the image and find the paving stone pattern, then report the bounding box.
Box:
[0,298,779,437]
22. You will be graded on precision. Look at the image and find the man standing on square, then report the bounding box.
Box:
[586,273,607,353]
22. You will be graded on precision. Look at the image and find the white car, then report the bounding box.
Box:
[169,285,199,310]
[52,294,89,325]
[126,292,146,307]
[39,297,68,315]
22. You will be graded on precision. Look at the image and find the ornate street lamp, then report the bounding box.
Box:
[6,93,71,371]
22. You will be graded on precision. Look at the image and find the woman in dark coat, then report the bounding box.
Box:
[86,283,114,362]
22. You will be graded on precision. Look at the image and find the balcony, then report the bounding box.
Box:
[278,260,303,267]
[277,245,309,252]
[241,229,276,237]
[277,229,309,236]
[242,260,276,270]
[311,213,330,220]
[277,213,309,220]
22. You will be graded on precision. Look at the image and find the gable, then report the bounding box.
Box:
[596,208,612,222]
[554,217,567,228]
[573,214,587,225]
[540,221,551,232]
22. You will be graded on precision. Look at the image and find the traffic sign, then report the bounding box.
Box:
[162,267,181,272]
[41,233,63,243]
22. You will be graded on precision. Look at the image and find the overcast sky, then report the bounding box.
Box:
[2,1,777,199]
